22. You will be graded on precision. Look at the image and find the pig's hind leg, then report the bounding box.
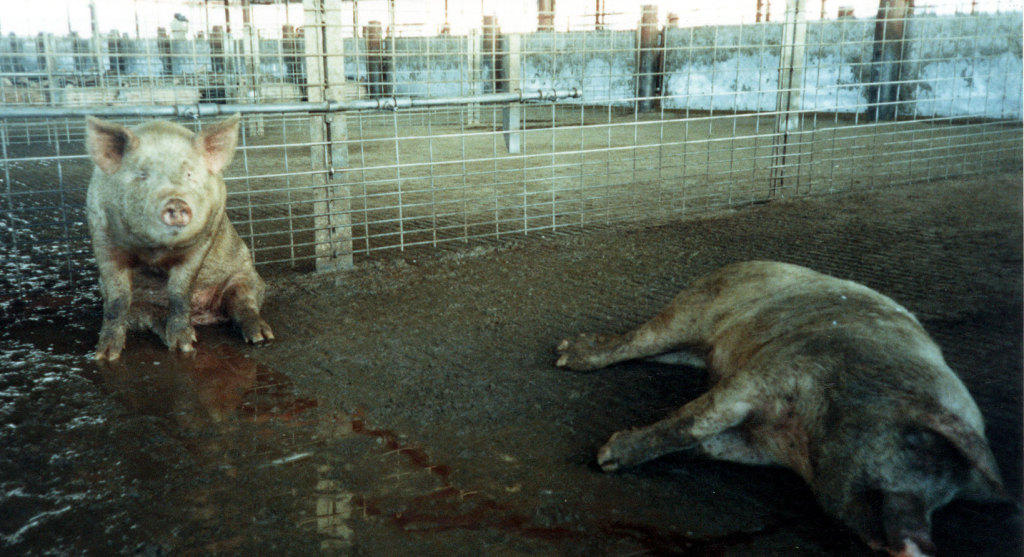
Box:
[556,284,717,371]
[598,378,760,471]
[223,278,274,344]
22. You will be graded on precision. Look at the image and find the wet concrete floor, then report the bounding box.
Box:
[1,172,1022,556]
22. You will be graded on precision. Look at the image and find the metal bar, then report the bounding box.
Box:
[0,89,581,120]
[306,0,353,272]
[769,0,809,198]
[636,4,660,112]
[503,33,522,154]
[868,0,914,122]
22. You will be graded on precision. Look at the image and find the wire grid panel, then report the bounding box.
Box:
[1,0,1022,298]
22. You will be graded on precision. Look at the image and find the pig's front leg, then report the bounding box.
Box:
[95,263,133,360]
[163,260,202,353]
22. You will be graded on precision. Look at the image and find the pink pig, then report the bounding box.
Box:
[85,115,273,360]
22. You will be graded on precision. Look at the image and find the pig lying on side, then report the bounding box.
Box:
[86,115,273,360]
[556,261,1005,556]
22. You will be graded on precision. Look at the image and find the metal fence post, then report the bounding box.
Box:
[304,0,354,272]
[868,0,913,121]
[636,5,660,112]
[503,33,522,154]
[364,21,389,97]
[770,0,809,197]
[467,29,481,126]
[242,6,265,136]
[482,15,503,94]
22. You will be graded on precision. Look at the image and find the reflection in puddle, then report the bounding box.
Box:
[315,477,355,550]
[94,342,317,428]
[344,417,583,543]
[88,343,664,551]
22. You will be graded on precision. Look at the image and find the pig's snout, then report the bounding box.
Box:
[160,198,192,227]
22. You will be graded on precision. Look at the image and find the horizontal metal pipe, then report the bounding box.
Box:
[0,88,581,120]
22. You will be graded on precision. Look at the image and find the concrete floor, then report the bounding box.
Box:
[1,171,1021,556]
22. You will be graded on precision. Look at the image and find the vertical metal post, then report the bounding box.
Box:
[503,33,522,154]
[537,0,555,32]
[158,28,172,76]
[636,5,659,112]
[868,0,912,122]
[467,29,481,125]
[387,0,397,99]
[40,34,56,82]
[89,3,105,84]
[482,15,503,94]
[769,0,808,197]
[211,25,227,102]
[304,0,353,272]
[364,21,388,97]
[282,24,303,87]
[242,2,263,135]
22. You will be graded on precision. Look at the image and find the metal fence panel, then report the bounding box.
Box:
[1,0,1021,299]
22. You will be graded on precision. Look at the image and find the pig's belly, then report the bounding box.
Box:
[190,285,230,325]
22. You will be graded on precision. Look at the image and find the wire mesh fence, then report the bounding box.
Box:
[1,0,1021,299]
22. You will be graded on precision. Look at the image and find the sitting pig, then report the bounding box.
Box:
[556,261,1005,556]
[85,114,273,360]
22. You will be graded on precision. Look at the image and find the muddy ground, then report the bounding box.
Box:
[1,170,1022,556]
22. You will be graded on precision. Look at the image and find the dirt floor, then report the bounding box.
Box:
[1,170,1022,556]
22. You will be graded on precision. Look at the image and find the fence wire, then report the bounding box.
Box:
[1,0,1021,297]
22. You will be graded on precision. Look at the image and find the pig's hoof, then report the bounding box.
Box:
[95,338,124,360]
[242,318,274,345]
[95,328,126,360]
[555,332,617,371]
[94,344,123,361]
[165,324,198,353]
[596,443,622,472]
[597,430,646,472]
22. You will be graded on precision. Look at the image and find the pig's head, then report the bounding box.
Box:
[814,409,1006,556]
[86,114,240,247]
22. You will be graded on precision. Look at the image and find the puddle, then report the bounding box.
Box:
[0,316,587,553]
[349,417,583,542]
[94,342,319,428]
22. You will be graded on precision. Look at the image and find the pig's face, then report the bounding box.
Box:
[118,129,221,246]
[86,116,240,250]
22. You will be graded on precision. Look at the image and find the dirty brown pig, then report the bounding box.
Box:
[85,114,273,360]
[556,261,1005,556]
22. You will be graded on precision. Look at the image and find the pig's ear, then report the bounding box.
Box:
[920,412,1005,498]
[86,116,139,175]
[196,113,240,174]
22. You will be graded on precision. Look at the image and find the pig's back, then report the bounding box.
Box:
[700,261,926,371]
[700,261,984,435]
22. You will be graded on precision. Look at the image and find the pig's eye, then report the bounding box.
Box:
[135,169,149,181]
